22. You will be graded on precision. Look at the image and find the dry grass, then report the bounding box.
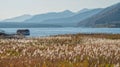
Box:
[0,34,120,67]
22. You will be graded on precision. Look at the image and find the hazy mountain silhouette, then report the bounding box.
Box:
[1,2,120,28]
[78,8,92,13]
[3,14,32,22]
[0,9,103,28]
[78,2,120,28]
[39,8,102,27]
[25,10,75,22]
[0,22,62,28]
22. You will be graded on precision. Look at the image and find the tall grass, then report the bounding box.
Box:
[0,34,120,67]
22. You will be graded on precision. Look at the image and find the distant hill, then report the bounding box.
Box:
[40,8,103,27]
[0,22,62,28]
[25,10,75,22]
[3,14,32,22]
[78,3,120,28]
[78,8,92,13]
[0,9,103,28]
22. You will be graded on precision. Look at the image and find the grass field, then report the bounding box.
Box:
[0,34,120,67]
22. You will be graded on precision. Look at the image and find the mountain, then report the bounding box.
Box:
[78,3,120,28]
[3,14,32,22]
[25,10,75,22]
[39,8,103,27]
[0,22,62,28]
[0,9,102,28]
[78,8,91,13]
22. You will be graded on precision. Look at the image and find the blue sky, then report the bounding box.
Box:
[0,0,120,19]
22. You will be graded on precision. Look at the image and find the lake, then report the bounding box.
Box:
[1,28,120,37]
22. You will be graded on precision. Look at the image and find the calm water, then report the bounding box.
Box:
[1,28,120,37]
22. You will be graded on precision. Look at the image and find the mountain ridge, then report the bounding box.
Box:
[3,14,32,22]
[78,2,120,27]
[25,10,75,22]
[39,8,103,27]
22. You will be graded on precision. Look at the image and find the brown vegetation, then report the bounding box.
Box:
[0,34,120,67]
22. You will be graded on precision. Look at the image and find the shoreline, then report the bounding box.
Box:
[27,33,120,39]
